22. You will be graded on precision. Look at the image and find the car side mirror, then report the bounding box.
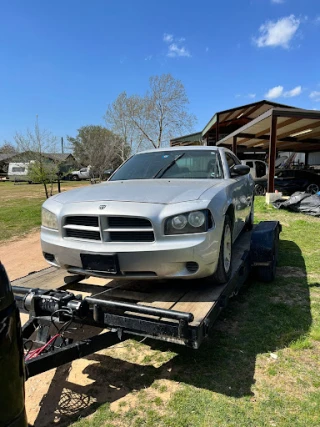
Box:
[231,164,250,177]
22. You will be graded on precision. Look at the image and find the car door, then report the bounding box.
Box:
[275,170,297,193]
[255,160,267,178]
[225,153,252,238]
[79,168,88,179]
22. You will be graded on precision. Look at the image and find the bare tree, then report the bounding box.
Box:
[0,141,17,154]
[105,74,196,150]
[104,92,145,157]
[14,118,58,198]
[67,126,128,181]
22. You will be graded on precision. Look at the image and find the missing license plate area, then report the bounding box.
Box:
[81,254,119,274]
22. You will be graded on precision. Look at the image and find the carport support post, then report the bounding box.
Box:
[267,114,277,194]
[232,136,237,156]
[216,114,219,144]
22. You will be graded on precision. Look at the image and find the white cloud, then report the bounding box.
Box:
[283,85,302,97]
[144,55,152,61]
[163,33,173,43]
[163,33,191,58]
[248,93,256,99]
[167,43,191,58]
[253,15,300,48]
[205,47,209,52]
[310,91,320,101]
[265,86,284,99]
[271,0,284,3]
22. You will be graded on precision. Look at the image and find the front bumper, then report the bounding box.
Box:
[41,228,221,280]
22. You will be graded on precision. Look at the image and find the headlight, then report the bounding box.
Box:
[165,210,213,235]
[172,215,188,230]
[188,211,205,228]
[42,208,58,230]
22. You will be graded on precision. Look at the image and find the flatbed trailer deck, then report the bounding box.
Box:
[13,221,281,378]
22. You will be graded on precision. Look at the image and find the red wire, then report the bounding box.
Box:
[25,333,60,361]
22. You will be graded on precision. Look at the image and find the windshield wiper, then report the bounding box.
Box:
[153,153,186,179]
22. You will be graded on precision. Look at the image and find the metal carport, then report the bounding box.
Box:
[217,107,320,193]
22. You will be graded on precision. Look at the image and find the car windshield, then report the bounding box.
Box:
[110,150,224,181]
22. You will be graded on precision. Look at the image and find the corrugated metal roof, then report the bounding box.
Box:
[170,132,203,146]
[0,153,16,162]
[0,152,75,163]
[202,100,297,137]
[217,107,320,152]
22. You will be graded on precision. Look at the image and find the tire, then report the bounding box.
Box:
[255,183,266,196]
[212,215,233,284]
[306,183,319,194]
[245,199,254,231]
[71,175,80,181]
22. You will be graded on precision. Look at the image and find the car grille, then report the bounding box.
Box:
[108,217,151,228]
[65,216,99,227]
[63,216,155,242]
[66,229,101,241]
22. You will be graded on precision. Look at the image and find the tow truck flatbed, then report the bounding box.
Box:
[13,221,281,377]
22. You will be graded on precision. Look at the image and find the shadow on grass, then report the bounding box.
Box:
[32,239,311,426]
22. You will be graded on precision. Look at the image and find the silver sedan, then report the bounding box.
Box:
[41,147,254,284]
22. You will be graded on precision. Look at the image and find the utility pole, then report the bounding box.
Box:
[61,137,64,154]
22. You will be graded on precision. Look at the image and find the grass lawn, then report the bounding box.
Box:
[0,180,89,242]
[72,199,320,427]
[1,182,320,426]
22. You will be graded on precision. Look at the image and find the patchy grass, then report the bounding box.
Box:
[70,196,320,427]
[0,180,89,242]
[1,186,319,426]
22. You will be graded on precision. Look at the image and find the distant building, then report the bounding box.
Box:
[0,152,77,178]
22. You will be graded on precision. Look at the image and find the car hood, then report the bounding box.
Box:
[54,180,225,205]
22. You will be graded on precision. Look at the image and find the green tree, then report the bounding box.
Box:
[67,125,129,180]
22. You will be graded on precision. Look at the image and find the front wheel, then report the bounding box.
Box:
[212,215,233,284]
[71,175,79,181]
[255,183,266,196]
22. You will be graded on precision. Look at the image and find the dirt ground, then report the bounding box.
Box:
[0,230,48,280]
[2,231,173,427]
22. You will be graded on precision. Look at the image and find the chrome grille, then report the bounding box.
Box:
[63,215,154,242]
[108,217,151,228]
[66,229,101,241]
[65,216,99,227]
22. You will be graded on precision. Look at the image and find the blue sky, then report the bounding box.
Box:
[1,0,320,144]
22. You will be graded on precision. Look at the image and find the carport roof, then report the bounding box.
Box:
[217,107,320,152]
[202,100,296,137]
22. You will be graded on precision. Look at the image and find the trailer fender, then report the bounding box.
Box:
[250,221,282,282]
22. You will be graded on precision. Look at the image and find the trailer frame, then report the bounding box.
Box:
[13,221,281,379]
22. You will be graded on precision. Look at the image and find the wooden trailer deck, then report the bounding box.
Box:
[12,231,251,331]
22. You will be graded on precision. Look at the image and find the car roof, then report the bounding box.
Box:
[137,146,222,155]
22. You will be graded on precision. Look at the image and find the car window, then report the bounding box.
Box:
[276,170,294,178]
[12,167,25,173]
[80,168,87,172]
[111,150,224,180]
[225,153,240,172]
[256,161,266,178]
[246,161,254,168]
